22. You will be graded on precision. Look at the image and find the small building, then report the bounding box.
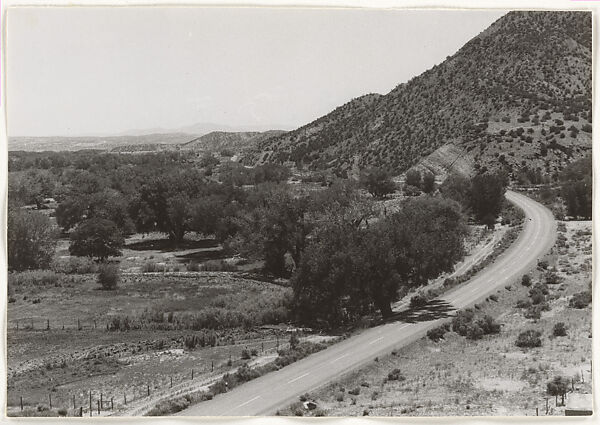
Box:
[565,393,593,416]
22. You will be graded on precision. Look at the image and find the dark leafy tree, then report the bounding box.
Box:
[97,264,120,290]
[292,196,467,326]
[69,218,124,261]
[7,206,58,271]
[439,173,472,212]
[229,184,312,277]
[421,172,436,194]
[405,169,422,188]
[547,376,570,406]
[469,172,507,227]
[360,167,396,198]
[560,154,592,219]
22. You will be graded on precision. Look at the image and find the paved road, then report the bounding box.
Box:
[178,190,556,417]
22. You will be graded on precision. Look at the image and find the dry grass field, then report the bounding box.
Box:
[6,269,294,416]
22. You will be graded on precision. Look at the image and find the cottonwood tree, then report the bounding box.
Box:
[292,197,467,326]
[469,172,507,228]
[360,167,396,198]
[547,376,570,406]
[421,171,436,194]
[229,184,311,277]
[7,206,58,271]
[69,218,124,261]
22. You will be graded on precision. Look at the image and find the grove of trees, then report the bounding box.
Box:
[439,171,508,227]
[292,196,467,325]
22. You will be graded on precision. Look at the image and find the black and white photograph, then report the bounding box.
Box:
[4,5,594,418]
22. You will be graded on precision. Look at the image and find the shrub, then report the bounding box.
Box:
[553,322,567,337]
[545,272,561,285]
[8,270,60,289]
[241,349,251,360]
[515,330,542,348]
[521,274,532,287]
[186,261,200,272]
[516,299,532,309]
[387,368,405,381]
[427,323,449,341]
[57,408,68,416]
[348,387,360,396]
[200,260,236,272]
[410,293,428,308]
[52,256,98,274]
[476,315,501,335]
[143,262,158,272]
[529,289,546,305]
[451,309,476,336]
[569,291,591,309]
[97,264,120,290]
[488,294,498,302]
[524,306,542,320]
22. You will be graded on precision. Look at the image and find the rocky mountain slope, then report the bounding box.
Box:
[181,130,286,154]
[245,11,592,181]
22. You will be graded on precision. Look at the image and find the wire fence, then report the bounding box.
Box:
[7,333,292,417]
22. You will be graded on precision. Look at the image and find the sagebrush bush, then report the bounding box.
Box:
[553,322,567,337]
[97,264,120,290]
[569,291,591,309]
[516,330,542,348]
[387,368,405,381]
[427,323,449,341]
[410,293,429,308]
[521,274,532,287]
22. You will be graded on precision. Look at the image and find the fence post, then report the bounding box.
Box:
[20,396,23,411]
[100,393,103,411]
[536,407,538,416]
[211,361,214,372]
[147,385,150,396]
[191,370,194,379]
[79,406,83,417]
[94,320,97,329]
[47,319,50,330]
[124,394,127,405]
[73,394,76,409]
[111,397,114,410]
[89,391,92,417]
[49,393,52,409]
[170,376,173,388]
[97,400,100,415]
[78,319,81,331]
[16,321,18,331]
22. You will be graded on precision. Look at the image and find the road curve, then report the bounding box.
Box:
[178,190,556,417]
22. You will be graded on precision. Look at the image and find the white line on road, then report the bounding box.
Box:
[235,396,260,409]
[287,373,310,384]
[368,337,384,345]
[330,354,349,364]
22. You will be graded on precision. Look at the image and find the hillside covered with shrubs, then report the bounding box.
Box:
[245,11,592,182]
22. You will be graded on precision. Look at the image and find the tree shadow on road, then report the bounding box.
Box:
[383,299,456,325]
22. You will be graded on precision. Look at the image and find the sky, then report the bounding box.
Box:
[6,7,506,137]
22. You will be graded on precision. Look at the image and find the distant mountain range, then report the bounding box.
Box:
[7,122,293,152]
[243,11,592,180]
